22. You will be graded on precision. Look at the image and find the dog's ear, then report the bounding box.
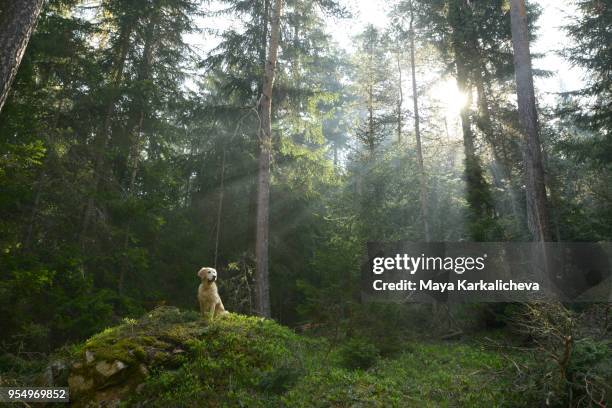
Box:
[197,268,206,278]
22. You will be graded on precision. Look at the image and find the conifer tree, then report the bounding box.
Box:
[510,0,551,242]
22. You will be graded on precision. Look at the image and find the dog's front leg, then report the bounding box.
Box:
[208,303,216,322]
[199,300,206,317]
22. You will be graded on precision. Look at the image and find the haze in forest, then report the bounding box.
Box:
[0,0,610,405]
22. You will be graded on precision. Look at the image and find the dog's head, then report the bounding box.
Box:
[197,267,217,283]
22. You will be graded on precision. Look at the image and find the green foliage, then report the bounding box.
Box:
[541,336,612,407]
[0,1,610,406]
[283,342,538,407]
[258,360,304,395]
[563,0,612,137]
[563,337,612,407]
[336,337,381,370]
[507,302,612,406]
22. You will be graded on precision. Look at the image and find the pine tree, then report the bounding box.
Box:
[510,0,551,242]
[421,0,498,240]
[562,0,612,163]
[255,0,284,318]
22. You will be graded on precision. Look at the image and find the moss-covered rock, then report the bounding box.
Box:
[59,307,212,407]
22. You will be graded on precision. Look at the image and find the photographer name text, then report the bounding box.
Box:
[373,279,540,292]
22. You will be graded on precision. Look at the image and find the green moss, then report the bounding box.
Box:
[57,307,543,407]
[75,307,206,367]
[129,314,309,407]
[282,343,535,408]
[123,313,538,407]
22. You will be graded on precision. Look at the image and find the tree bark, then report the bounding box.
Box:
[0,0,45,113]
[367,82,374,154]
[409,3,430,242]
[396,48,403,144]
[247,0,270,255]
[255,0,283,318]
[510,0,551,242]
[333,144,338,166]
[366,32,375,155]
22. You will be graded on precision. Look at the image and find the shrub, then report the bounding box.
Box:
[337,337,380,370]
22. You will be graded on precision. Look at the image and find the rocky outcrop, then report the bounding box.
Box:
[43,307,207,407]
[40,359,69,387]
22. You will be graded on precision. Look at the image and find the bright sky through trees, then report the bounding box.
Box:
[187,0,585,139]
[328,0,584,97]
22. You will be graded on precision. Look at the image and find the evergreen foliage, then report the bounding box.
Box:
[0,1,610,405]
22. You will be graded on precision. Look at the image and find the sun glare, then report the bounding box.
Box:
[429,78,468,118]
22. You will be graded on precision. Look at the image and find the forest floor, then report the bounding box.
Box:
[1,306,548,407]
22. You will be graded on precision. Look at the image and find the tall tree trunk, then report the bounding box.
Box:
[456,66,478,197]
[333,144,338,166]
[127,17,158,192]
[510,0,551,242]
[366,36,375,155]
[0,0,44,113]
[248,0,270,255]
[80,25,133,245]
[119,19,158,295]
[24,95,66,249]
[455,58,495,240]
[214,146,226,269]
[396,48,403,144]
[409,3,430,242]
[367,83,374,154]
[255,0,283,318]
[449,0,495,240]
[258,0,270,95]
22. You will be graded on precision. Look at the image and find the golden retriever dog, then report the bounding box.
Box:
[197,267,227,321]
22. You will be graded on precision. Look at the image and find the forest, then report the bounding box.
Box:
[0,0,611,406]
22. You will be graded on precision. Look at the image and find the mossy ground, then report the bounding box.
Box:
[282,343,534,407]
[2,307,541,407]
[79,308,535,407]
